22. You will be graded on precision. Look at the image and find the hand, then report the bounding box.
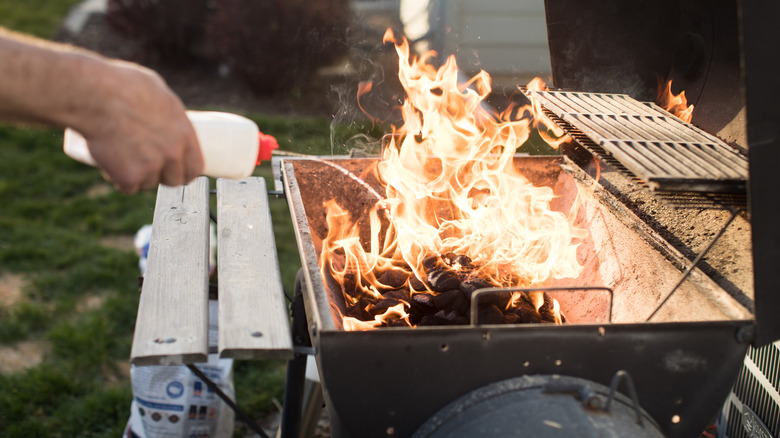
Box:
[76,61,204,194]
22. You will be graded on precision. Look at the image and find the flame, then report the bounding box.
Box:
[527,78,571,149]
[357,80,376,123]
[343,303,411,331]
[320,29,587,330]
[656,79,694,123]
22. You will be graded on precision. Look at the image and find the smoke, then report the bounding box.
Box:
[327,35,405,157]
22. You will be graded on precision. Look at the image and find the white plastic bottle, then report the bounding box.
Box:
[63,111,278,180]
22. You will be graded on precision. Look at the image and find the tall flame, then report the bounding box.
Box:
[320,30,587,329]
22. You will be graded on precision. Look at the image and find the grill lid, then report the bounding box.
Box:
[527,90,748,194]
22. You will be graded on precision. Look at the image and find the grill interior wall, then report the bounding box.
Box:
[288,157,751,328]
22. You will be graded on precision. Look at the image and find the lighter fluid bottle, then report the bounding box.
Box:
[63,111,278,179]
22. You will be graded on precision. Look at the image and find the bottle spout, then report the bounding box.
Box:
[257,131,279,164]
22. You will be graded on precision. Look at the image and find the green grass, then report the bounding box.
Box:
[0,124,152,437]
[0,0,83,38]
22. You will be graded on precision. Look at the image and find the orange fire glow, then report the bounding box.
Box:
[656,79,694,123]
[320,29,587,330]
[527,77,572,149]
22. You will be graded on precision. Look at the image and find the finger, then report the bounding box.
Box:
[100,167,141,195]
[159,152,186,187]
[182,138,204,184]
[140,175,161,191]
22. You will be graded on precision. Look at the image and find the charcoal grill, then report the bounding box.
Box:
[275,1,779,437]
[281,154,751,438]
[128,0,778,437]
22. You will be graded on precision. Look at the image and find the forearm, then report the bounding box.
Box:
[0,27,110,132]
[0,27,203,193]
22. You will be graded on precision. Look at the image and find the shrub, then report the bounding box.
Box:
[206,0,351,94]
[105,0,211,63]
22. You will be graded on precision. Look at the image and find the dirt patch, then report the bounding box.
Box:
[76,293,107,313]
[86,182,113,198]
[0,340,47,374]
[0,273,27,308]
[99,234,136,252]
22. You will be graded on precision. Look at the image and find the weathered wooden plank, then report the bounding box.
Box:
[217,177,293,359]
[130,177,210,366]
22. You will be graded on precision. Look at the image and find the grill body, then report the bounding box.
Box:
[282,156,752,437]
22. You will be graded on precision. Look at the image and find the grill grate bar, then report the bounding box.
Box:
[538,107,746,209]
[527,90,748,195]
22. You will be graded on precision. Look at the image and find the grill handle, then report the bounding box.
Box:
[468,286,614,326]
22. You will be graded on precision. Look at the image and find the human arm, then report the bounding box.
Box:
[0,27,203,193]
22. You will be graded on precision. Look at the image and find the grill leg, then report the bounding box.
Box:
[281,270,313,438]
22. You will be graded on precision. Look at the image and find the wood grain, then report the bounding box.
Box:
[130,178,210,365]
[217,177,292,359]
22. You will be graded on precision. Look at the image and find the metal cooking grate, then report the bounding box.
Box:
[526,90,749,195]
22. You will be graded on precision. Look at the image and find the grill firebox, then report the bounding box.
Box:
[282,154,753,437]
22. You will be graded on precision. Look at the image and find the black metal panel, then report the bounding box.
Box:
[316,321,750,438]
[543,0,744,141]
[544,0,680,100]
[740,1,780,346]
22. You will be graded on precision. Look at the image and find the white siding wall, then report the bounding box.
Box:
[401,0,552,87]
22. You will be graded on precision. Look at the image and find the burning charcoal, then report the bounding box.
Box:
[418,314,438,326]
[382,289,410,302]
[441,252,458,266]
[409,276,427,292]
[504,313,521,324]
[513,300,542,324]
[476,305,505,325]
[433,290,469,314]
[517,292,536,307]
[536,292,561,323]
[431,289,458,309]
[479,291,512,309]
[412,293,437,311]
[409,293,437,325]
[539,305,555,322]
[433,309,466,325]
[348,297,377,321]
[459,278,492,296]
[377,269,409,290]
[428,269,461,292]
[341,272,360,297]
[384,317,409,328]
[422,255,440,271]
[454,254,473,268]
[453,292,469,314]
[371,299,402,315]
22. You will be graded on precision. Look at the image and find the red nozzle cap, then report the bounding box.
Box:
[257,131,279,164]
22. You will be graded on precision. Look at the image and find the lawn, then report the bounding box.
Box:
[0,0,83,38]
